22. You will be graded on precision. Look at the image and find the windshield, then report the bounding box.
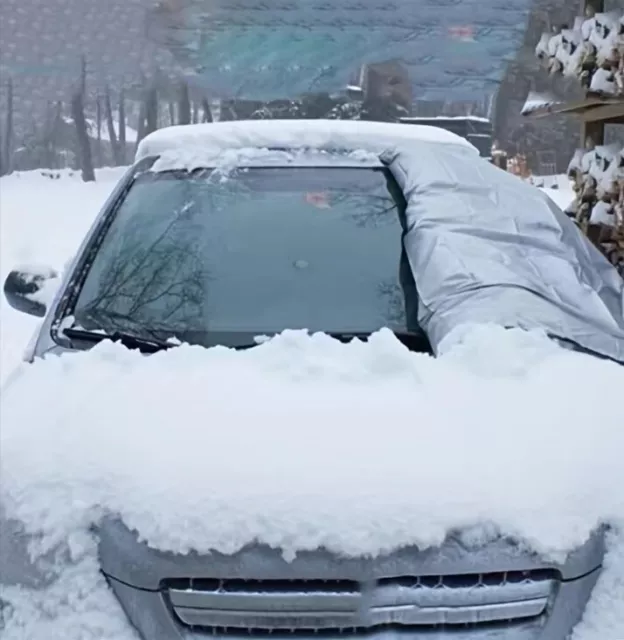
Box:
[70,166,420,347]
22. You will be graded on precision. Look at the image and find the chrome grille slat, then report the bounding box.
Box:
[169,591,361,614]
[372,580,553,609]
[166,571,557,631]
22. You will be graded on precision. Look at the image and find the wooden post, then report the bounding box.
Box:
[580,119,604,148]
[583,0,604,14]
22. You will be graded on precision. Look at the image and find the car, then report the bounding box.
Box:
[2,119,623,640]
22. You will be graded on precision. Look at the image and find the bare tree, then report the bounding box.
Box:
[168,101,176,125]
[2,77,14,175]
[201,99,213,123]
[95,95,103,167]
[41,101,59,168]
[71,56,95,182]
[51,101,64,168]
[144,84,159,136]
[118,88,126,165]
[177,80,191,125]
[104,86,122,165]
[135,99,147,150]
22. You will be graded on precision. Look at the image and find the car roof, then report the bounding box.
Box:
[135,119,477,167]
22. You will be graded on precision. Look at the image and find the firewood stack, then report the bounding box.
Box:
[566,143,624,275]
[535,10,624,95]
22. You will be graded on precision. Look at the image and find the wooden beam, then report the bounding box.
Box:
[526,96,624,118]
[580,102,624,123]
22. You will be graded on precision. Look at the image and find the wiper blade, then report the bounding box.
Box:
[326,331,432,353]
[326,330,421,341]
[63,327,174,353]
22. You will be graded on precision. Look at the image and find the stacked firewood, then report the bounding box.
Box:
[566,143,624,275]
[507,154,532,179]
[535,10,624,95]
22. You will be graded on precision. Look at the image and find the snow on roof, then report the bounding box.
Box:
[135,119,477,165]
[149,147,384,173]
[521,91,561,116]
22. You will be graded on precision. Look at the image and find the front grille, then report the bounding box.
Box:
[165,570,558,633]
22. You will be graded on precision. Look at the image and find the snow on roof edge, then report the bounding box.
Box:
[135,119,477,164]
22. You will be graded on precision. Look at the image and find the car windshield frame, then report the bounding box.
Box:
[51,160,424,351]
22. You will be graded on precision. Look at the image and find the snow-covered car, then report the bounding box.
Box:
[2,120,624,640]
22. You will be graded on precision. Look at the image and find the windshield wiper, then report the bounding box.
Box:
[63,327,174,353]
[327,331,432,353]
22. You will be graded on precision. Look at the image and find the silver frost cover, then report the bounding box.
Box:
[381,147,624,363]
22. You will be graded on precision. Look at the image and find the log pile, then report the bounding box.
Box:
[535,10,623,95]
[566,143,624,274]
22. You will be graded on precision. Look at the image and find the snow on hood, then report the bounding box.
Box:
[135,119,477,165]
[2,326,624,638]
[2,327,623,559]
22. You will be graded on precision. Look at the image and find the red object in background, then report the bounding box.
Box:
[305,192,331,209]
[448,25,475,41]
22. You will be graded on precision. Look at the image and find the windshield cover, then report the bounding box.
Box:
[70,166,419,347]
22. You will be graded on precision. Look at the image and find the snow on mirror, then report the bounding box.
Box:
[3,264,60,318]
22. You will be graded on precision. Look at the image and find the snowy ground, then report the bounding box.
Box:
[531,174,575,211]
[0,167,127,385]
[1,169,623,639]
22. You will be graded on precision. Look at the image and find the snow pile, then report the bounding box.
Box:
[1,326,624,638]
[535,11,624,94]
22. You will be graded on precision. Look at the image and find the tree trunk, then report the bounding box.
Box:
[169,101,176,125]
[104,87,122,165]
[72,57,95,182]
[51,101,63,168]
[95,95,103,167]
[144,85,159,136]
[201,99,213,123]
[192,100,199,123]
[135,100,147,151]
[177,81,191,125]
[118,88,126,164]
[2,77,14,175]
[42,101,55,168]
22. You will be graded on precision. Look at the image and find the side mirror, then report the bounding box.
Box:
[3,266,60,318]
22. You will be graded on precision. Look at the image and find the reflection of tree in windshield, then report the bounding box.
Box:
[377,280,407,327]
[83,189,207,333]
[329,190,399,228]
